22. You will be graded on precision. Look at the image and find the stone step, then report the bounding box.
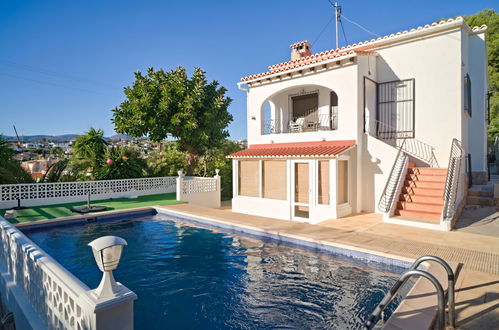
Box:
[399,194,443,204]
[395,209,441,221]
[466,196,499,206]
[467,186,493,197]
[404,180,446,189]
[406,173,447,183]
[397,201,443,213]
[408,168,448,175]
[403,187,444,197]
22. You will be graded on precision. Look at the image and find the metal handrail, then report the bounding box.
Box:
[364,255,456,330]
[368,119,439,167]
[364,270,446,330]
[409,256,456,328]
[377,139,408,213]
[442,139,464,221]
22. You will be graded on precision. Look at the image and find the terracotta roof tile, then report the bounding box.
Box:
[227,140,356,158]
[241,17,483,82]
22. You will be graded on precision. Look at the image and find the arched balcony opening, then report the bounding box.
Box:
[261,85,339,135]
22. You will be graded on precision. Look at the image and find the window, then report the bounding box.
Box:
[238,160,259,197]
[292,93,318,121]
[377,79,415,139]
[330,91,338,130]
[262,160,287,200]
[337,160,348,205]
[318,160,330,204]
[464,73,472,117]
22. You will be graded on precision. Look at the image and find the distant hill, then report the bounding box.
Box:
[2,134,79,142]
[2,133,134,143]
[108,134,131,141]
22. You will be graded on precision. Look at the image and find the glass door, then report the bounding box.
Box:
[292,160,312,221]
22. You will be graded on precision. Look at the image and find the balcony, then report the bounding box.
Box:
[260,86,339,136]
[263,108,338,135]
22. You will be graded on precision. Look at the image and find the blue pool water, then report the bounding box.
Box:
[25,213,405,329]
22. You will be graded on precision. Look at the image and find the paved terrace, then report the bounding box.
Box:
[158,204,499,330]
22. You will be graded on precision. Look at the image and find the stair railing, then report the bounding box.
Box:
[377,138,408,213]
[364,255,456,330]
[442,139,464,221]
[368,119,439,167]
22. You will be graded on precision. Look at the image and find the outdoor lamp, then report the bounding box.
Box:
[88,236,127,299]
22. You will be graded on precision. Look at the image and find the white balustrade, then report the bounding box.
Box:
[0,218,136,329]
[176,171,221,208]
[0,177,177,209]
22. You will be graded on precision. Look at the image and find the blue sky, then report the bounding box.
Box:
[0,0,496,140]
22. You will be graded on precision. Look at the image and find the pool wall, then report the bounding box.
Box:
[154,208,413,271]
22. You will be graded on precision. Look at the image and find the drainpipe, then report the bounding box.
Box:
[237,82,248,92]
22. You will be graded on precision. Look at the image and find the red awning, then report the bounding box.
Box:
[227,140,356,158]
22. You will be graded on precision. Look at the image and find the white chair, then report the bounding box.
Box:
[289,117,305,132]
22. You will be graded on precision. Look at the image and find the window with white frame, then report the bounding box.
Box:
[317,160,330,205]
[262,160,287,200]
[337,160,349,205]
[238,160,260,197]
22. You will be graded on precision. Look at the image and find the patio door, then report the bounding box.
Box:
[292,160,312,221]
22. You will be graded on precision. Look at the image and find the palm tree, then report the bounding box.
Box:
[0,135,33,184]
[72,128,108,166]
[94,146,147,180]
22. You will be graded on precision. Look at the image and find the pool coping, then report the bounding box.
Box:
[15,206,457,329]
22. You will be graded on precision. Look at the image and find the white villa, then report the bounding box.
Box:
[228,17,488,231]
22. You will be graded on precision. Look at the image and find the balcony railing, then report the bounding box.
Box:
[262,108,338,135]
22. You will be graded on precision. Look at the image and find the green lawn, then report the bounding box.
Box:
[0,193,182,223]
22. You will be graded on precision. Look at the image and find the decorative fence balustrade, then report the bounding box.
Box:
[176,172,221,208]
[182,177,218,194]
[0,177,177,209]
[0,219,136,330]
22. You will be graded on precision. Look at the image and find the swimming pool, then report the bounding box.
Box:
[23,211,407,329]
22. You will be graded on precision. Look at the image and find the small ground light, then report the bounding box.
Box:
[88,236,127,299]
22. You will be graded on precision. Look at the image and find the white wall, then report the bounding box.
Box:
[361,134,399,213]
[374,29,463,167]
[466,31,488,172]
[246,62,359,145]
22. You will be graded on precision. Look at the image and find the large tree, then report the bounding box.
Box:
[461,9,499,142]
[112,67,233,175]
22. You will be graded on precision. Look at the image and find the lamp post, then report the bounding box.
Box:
[88,236,127,299]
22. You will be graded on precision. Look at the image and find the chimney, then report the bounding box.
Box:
[290,41,312,61]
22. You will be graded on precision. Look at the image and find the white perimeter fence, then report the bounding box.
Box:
[0,173,221,210]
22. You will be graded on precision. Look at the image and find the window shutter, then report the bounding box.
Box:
[465,74,472,117]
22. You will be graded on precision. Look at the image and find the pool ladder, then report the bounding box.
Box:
[363,255,456,330]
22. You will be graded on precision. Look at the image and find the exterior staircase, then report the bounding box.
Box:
[466,184,499,206]
[394,164,447,223]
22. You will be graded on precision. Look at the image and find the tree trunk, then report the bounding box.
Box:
[185,146,200,176]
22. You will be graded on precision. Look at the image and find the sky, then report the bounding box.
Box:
[0,0,496,140]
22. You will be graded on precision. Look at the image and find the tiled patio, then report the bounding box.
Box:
[157,203,499,329]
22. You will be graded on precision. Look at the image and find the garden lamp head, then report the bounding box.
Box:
[88,236,127,298]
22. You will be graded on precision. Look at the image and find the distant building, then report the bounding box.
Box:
[21,158,60,180]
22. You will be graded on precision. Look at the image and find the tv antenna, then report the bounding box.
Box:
[334,2,341,49]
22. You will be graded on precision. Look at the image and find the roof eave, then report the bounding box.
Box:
[237,52,358,87]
